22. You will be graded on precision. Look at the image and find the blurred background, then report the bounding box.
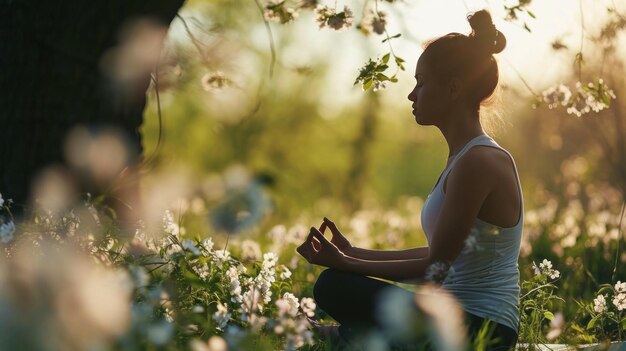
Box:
[140,0,625,235]
[1,0,626,349]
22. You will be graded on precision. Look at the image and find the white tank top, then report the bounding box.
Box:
[420,134,523,331]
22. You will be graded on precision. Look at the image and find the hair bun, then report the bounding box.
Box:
[467,10,506,54]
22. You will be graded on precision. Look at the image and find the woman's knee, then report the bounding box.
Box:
[313,268,345,308]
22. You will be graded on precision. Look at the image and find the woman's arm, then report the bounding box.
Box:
[346,246,429,261]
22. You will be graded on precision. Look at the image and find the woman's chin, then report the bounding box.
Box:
[413,111,425,124]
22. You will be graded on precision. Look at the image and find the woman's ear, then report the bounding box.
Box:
[448,77,462,101]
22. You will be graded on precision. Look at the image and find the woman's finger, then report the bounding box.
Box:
[311,227,332,246]
[304,229,316,243]
[296,243,308,261]
[324,217,341,235]
[312,236,322,251]
[319,220,327,234]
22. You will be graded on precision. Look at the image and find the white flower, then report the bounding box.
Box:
[0,220,15,244]
[315,5,353,31]
[202,237,214,255]
[549,270,560,279]
[225,266,244,303]
[615,281,626,293]
[213,249,230,268]
[539,259,552,270]
[278,265,292,280]
[462,228,482,254]
[192,262,209,280]
[282,292,300,317]
[594,294,607,313]
[263,0,298,24]
[212,303,231,330]
[546,312,564,341]
[241,288,262,314]
[614,293,626,311]
[425,261,451,284]
[372,80,387,92]
[162,210,180,237]
[359,10,387,35]
[533,259,560,279]
[181,239,201,255]
[542,84,572,109]
[263,252,278,270]
[532,262,541,275]
[190,336,228,351]
[300,297,316,317]
[241,239,261,261]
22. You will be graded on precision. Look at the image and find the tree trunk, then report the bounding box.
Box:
[0,0,184,216]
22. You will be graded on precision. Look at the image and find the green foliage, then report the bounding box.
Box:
[519,261,564,346]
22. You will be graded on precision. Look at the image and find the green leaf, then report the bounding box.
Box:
[382,33,401,43]
[523,23,531,32]
[375,64,389,72]
[544,311,554,320]
[586,315,598,330]
[363,79,373,91]
[382,53,390,64]
[527,10,536,18]
[376,73,389,81]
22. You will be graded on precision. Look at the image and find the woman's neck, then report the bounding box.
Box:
[439,109,485,159]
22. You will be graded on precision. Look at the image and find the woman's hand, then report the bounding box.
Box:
[296,226,347,269]
[321,217,354,255]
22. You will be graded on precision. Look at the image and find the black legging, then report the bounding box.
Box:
[313,268,519,351]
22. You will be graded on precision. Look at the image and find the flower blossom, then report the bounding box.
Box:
[533,259,560,279]
[264,0,299,24]
[594,294,607,313]
[181,239,201,255]
[212,303,231,330]
[276,292,300,317]
[615,281,626,294]
[213,249,231,268]
[241,239,262,261]
[202,237,214,255]
[542,84,572,109]
[358,10,387,35]
[278,264,292,280]
[300,297,316,317]
[613,293,626,311]
[425,261,452,284]
[263,252,278,270]
[315,5,353,30]
[0,220,15,244]
[162,210,180,237]
[461,228,482,254]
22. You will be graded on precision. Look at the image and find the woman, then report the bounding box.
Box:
[297,9,522,351]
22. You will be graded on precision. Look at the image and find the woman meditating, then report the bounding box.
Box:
[297,9,522,351]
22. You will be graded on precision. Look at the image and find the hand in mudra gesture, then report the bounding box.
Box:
[321,217,353,255]
[296,217,353,269]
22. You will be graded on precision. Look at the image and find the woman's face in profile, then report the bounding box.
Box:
[407,55,451,126]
